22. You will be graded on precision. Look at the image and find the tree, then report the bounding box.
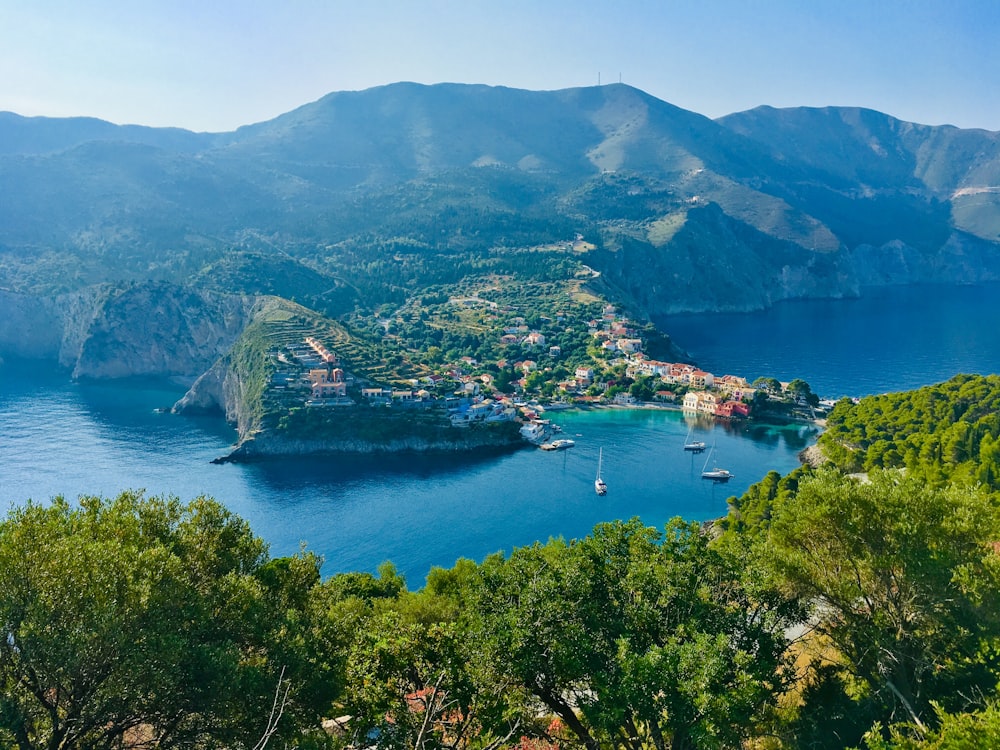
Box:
[0,492,318,750]
[629,375,656,403]
[786,378,820,407]
[766,469,1000,730]
[313,561,525,750]
[752,377,783,394]
[864,701,1000,749]
[471,519,798,750]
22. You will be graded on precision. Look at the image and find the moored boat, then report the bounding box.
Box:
[700,444,733,481]
[595,447,607,495]
[701,468,733,482]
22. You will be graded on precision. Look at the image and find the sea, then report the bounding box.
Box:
[2,283,999,586]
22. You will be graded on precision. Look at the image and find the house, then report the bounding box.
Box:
[689,369,715,388]
[715,400,750,418]
[616,338,643,354]
[682,392,701,411]
[307,368,347,399]
[305,337,339,366]
[683,391,719,413]
[523,332,546,347]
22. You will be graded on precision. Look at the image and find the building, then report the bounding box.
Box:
[307,368,347,399]
[715,400,750,418]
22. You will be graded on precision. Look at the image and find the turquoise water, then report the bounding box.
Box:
[3,282,998,584]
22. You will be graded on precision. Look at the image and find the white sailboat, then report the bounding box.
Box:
[700,443,733,482]
[683,425,707,452]
[595,447,608,495]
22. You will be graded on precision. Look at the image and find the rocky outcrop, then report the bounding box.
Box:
[214,424,524,462]
[602,205,1000,317]
[849,232,1000,287]
[0,281,259,380]
[69,282,258,380]
[171,359,228,415]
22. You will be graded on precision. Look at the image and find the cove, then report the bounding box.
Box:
[0,363,805,584]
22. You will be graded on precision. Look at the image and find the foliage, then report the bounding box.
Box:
[0,491,322,750]
[864,701,1000,749]
[765,469,1000,730]
[471,518,800,750]
[818,374,1000,485]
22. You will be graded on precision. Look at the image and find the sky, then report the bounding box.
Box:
[2,0,999,133]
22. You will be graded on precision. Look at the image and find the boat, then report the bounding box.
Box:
[700,444,733,482]
[540,438,575,451]
[595,448,608,495]
[701,468,733,482]
[683,426,706,452]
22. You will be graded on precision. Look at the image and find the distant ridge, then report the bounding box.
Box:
[2,81,1000,314]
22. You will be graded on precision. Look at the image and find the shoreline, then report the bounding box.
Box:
[538,399,826,429]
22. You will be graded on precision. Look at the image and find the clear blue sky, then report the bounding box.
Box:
[2,0,998,132]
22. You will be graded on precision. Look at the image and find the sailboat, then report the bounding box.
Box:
[683,425,707,452]
[700,443,733,482]
[595,447,608,495]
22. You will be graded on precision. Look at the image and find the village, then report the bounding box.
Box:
[263,302,825,446]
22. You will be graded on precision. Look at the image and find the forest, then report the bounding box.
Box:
[3,375,1000,749]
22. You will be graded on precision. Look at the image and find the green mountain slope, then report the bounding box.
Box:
[2,82,1000,317]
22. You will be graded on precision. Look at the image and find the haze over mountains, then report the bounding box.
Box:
[2,81,1000,326]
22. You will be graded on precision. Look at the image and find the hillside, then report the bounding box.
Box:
[3,82,999,321]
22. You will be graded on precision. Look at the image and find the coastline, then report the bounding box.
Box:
[540,399,825,429]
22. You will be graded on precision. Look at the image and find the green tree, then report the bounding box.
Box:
[0,492,318,750]
[313,561,525,750]
[629,375,656,402]
[752,377,783,394]
[865,701,1000,749]
[786,378,820,407]
[472,519,798,750]
[766,469,1000,730]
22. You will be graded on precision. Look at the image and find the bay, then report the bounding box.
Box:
[4,281,999,585]
[658,283,1000,398]
[0,361,807,584]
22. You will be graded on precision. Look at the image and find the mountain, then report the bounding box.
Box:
[2,82,1000,318]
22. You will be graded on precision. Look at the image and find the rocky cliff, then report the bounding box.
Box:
[598,204,1000,317]
[215,422,524,462]
[0,281,259,380]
